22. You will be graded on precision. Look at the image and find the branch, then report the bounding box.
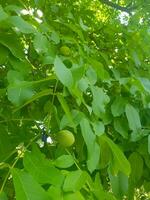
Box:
[99,0,136,13]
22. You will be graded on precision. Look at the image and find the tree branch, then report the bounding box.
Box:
[99,0,136,13]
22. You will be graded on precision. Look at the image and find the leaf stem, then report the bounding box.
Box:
[0,134,39,193]
[65,148,81,170]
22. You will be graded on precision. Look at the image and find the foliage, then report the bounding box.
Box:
[0,0,150,199]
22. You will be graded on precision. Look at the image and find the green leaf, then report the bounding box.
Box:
[11,168,50,200]
[60,109,84,129]
[91,86,110,117]
[132,51,141,67]
[89,58,110,81]
[47,186,62,200]
[14,89,54,112]
[0,33,25,59]
[54,155,74,168]
[93,173,105,198]
[7,70,24,83]
[128,152,143,184]
[9,16,36,33]
[78,77,89,92]
[0,191,8,200]
[114,118,128,139]
[130,129,149,142]
[80,118,100,172]
[0,125,14,162]
[33,32,49,54]
[7,81,34,106]
[99,139,111,169]
[57,94,75,129]
[148,135,150,155]
[86,67,97,85]
[63,191,85,200]
[7,70,34,106]
[100,135,131,176]
[0,44,9,64]
[51,31,60,44]
[23,145,64,186]
[63,170,88,192]
[0,6,8,22]
[92,121,105,136]
[139,78,150,93]
[111,97,126,117]
[125,104,141,131]
[109,171,128,199]
[54,56,73,88]
[9,56,31,76]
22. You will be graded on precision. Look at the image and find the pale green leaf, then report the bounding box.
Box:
[125,104,141,131]
[0,6,8,22]
[33,32,49,54]
[86,67,97,85]
[9,16,36,33]
[54,155,74,168]
[92,121,105,136]
[54,56,73,88]
[91,86,110,117]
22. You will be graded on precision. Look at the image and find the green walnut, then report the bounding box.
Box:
[57,130,75,147]
[60,46,71,56]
